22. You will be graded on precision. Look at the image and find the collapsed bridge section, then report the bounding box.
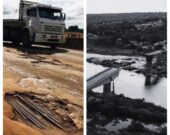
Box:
[145,50,166,85]
[87,67,120,95]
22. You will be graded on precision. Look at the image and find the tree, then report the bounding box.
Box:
[67,25,83,32]
[68,25,79,32]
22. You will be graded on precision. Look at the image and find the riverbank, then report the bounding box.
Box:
[87,92,167,135]
[87,42,137,56]
[87,52,167,77]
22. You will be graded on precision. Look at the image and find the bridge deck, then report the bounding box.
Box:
[145,50,163,56]
[87,67,120,91]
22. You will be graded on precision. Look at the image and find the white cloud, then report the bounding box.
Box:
[87,0,167,13]
[3,0,84,28]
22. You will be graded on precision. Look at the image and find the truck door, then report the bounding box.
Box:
[26,8,39,37]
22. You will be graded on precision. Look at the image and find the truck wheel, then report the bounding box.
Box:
[50,44,57,49]
[22,31,31,48]
[12,40,20,46]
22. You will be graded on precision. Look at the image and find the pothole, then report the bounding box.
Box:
[5,92,83,133]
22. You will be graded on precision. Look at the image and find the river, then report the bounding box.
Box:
[87,54,167,108]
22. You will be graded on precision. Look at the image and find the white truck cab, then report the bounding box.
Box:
[3,1,66,48]
[23,4,66,44]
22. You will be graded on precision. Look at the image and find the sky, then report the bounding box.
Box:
[87,0,167,14]
[3,0,84,28]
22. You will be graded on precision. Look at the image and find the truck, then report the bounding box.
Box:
[3,0,66,48]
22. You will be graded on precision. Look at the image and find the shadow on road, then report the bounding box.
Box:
[3,42,68,55]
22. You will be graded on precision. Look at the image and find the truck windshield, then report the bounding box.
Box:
[38,7,63,20]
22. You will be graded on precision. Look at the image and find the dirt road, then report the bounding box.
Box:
[3,43,83,135]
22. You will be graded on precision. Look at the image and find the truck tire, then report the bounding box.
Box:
[50,44,57,49]
[22,31,31,48]
[12,40,20,46]
[3,27,9,40]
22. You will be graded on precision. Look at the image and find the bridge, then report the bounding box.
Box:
[87,67,120,95]
[145,50,165,86]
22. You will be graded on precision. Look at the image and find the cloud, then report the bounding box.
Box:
[3,7,11,15]
[76,8,83,16]
[87,0,166,13]
[3,3,19,18]
[3,0,84,28]
[67,16,75,21]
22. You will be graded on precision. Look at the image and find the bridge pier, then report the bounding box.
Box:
[103,83,111,96]
[112,81,115,95]
[145,50,164,86]
[146,56,153,75]
[103,81,115,96]
[145,75,151,86]
[145,56,153,86]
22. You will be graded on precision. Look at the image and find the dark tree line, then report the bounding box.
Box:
[66,25,83,33]
[88,17,167,45]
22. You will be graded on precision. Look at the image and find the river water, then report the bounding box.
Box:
[87,54,167,108]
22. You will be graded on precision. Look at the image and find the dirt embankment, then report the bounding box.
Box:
[87,92,167,135]
[3,43,83,135]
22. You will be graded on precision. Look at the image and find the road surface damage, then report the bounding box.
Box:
[4,44,83,135]
[5,92,82,133]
